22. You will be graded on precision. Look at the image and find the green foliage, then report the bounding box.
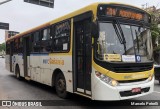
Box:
[154,45,160,51]
[0,43,5,52]
[151,30,159,39]
[150,11,160,52]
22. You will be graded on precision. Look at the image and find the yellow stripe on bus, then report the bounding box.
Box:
[92,60,154,81]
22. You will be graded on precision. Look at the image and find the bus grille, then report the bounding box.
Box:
[113,64,153,73]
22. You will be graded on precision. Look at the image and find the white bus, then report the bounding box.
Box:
[5,2,154,100]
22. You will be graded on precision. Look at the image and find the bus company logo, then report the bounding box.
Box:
[2,101,11,107]
[132,74,145,79]
[43,58,64,65]
[124,75,132,79]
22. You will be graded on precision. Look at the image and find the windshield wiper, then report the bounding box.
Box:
[112,20,127,54]
[135,30,140,53]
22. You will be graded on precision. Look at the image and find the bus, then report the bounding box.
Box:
[5,2,154,100]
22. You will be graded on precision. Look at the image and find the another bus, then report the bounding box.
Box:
[5,2,154,100]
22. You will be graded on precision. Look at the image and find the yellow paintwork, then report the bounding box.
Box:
[93,60,154,81]
[6,23,50,42]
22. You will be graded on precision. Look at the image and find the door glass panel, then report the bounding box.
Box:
[75,18,92,94]
[76,24,84,89]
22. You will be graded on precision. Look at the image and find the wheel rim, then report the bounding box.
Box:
[57,78,65,94]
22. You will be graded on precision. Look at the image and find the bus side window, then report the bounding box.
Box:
[53,20,71,52]
[29,35,33,53]
[41,28,52,52]
[33,31,41,52]
[42,28,50,41]
[19,38,23,53]
[14,38,20,54]
[6,42,10,55]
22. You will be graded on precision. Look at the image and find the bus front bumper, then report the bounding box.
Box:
[92,75,154,101]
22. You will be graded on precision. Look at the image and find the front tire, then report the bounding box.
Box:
[55,73,68,98]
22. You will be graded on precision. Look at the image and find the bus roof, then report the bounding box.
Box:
[6,2,149,42]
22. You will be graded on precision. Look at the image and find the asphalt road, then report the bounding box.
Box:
[0,58,160,109]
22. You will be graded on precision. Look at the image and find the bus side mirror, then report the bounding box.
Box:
[91,22,98,38]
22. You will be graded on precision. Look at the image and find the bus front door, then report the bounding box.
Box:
[74,18,92,96]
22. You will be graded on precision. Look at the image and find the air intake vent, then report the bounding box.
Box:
[113,64,153,73]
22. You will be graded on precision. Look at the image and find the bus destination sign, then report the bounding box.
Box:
[106,7,143,20]
[98,5,150,22]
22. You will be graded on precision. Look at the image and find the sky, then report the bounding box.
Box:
[0,0,160,44]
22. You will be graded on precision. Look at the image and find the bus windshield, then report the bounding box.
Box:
[96,22,153,62]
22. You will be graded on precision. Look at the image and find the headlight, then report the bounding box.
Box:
[95,71,118,87]
[148,75,153,81]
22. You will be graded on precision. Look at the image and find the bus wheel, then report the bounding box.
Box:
[16,66,21,80]
[55,73,68,98]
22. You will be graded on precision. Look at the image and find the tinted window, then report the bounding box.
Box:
[41,28,52,52]
[53,20,71,52]
[33,32,41,52]
[42,28,50,41]
[19,38,23,53]
[14,38,20,54]
[6,42,10,55]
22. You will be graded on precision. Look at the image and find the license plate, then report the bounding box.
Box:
[131,87,141,93]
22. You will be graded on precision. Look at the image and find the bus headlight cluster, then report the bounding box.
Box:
[95,71,118,87]
[147,75,153,81]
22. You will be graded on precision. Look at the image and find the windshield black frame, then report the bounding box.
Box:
[93,19,153,73]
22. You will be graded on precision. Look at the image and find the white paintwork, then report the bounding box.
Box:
[5,55,10,71]
[6,53,73,93]
[11,54,24,77]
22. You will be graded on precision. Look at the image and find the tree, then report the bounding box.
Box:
[0,43,5,52]
[150,8,160,49]
[148,8,160,63]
